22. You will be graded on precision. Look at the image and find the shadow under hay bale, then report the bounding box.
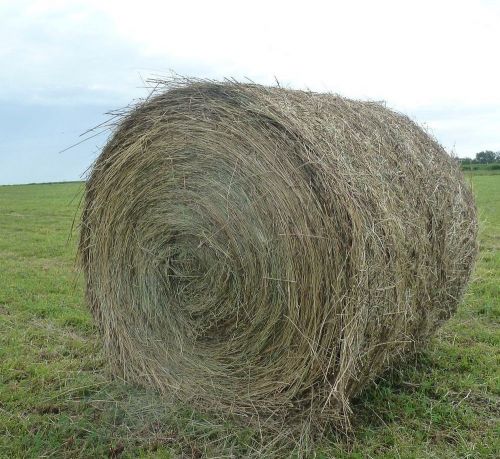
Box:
[79,79,477,436]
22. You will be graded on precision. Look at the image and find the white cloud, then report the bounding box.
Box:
[4,0,499,106]
[87,0,500,108]
[0,0,499,177]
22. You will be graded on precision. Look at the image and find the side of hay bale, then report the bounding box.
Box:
[79,79,477,430]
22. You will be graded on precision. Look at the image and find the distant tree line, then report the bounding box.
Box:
[459,151,500,164]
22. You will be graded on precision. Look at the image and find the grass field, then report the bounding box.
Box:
[461,163,500,174]
[0,175,498,458]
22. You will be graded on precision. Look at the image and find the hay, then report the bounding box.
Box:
[79,79,477,432]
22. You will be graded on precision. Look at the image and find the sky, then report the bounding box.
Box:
[0,0,499,185]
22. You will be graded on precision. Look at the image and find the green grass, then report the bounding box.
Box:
[0,177,498,458]
[461,163,500,175]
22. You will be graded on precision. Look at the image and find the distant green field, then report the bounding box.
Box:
[0,177,498,458]
[461,163,500,175]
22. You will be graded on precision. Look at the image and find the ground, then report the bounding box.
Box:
[0,174,498,458]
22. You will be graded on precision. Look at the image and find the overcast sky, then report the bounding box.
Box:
[1,0,499,185]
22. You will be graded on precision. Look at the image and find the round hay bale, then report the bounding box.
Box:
[79,79,477,428]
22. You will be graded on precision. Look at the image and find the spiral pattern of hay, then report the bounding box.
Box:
[79,79,477,429]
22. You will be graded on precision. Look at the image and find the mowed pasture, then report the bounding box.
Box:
[0,173,498,458]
